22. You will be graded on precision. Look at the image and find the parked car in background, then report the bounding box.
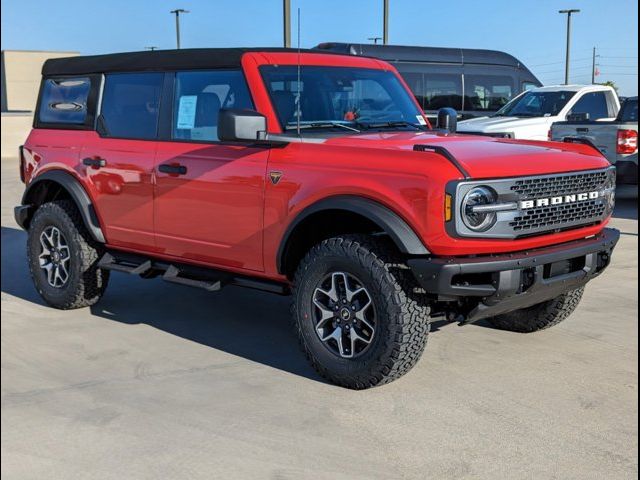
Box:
[551,96,638,186]
[457,85,620,140]
[314,42,541,122]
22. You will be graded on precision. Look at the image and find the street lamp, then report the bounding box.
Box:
[368,37,382,44]
[383,0,389,45]
[170,9,190,49]
[559,9,580,85]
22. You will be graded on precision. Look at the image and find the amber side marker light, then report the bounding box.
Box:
[445,194,453,221]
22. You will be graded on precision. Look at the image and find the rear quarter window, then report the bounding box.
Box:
[37,77,94,126]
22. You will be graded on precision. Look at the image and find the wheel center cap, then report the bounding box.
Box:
[52,252,60,262]
[340,307,351,321]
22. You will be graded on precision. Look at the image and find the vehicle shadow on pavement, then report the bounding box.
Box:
[613,198,638,221]
[1,225,325,384]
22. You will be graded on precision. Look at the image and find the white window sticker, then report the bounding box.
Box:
[177,95,198,129]
[416,115,427,125]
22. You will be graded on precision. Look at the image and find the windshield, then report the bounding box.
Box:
[260,66,426,132]
[494,90,577,117]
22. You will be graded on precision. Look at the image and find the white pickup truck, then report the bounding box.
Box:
[457,85,620,140]
[551,96,638,186]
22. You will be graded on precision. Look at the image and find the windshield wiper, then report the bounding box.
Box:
[285,122,361,133]
[358,121,423,130]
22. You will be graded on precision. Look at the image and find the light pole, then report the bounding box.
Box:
[383,0,389,45]
[559,9,580,84]
[591,47,600,84]
[145,46,158,51]
[368,37,382,44]
[283,0,291,48]
[170,9,189,49]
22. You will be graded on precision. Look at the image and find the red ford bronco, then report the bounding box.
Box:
[15,49,619,389]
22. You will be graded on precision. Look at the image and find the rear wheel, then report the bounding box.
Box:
[487,287,585,333]
[27,200,109,309]
[292,235,431,389]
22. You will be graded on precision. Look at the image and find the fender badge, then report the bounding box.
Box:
[269,171,283,185]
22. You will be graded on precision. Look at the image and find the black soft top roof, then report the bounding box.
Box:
[41,47,347,76]
[315,42,525,68]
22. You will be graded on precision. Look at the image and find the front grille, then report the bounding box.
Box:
[510,170,608,199]
[510,200,607,232]
[453,167,615,239]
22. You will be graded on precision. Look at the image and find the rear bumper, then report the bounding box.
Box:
[408,228,620,323]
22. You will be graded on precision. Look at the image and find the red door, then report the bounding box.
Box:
[80,132,157,252]
[154,142,269,272]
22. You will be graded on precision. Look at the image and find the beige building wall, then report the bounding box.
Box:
[1,50,79,112]
[1,50,79,158]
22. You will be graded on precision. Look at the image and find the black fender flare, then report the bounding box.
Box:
[21,170,106,243]
[276,195,430,274]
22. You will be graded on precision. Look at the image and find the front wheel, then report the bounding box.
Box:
[291,235,431,389]
[487,287,585,333]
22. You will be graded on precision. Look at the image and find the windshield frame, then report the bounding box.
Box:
[259,65,428,134]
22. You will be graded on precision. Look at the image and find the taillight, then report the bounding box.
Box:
[617,129,638,154]
[18,145,25,183]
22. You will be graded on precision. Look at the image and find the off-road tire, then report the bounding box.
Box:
[292,235,431,389]
[487,287,585,333]
[27,200,109,309]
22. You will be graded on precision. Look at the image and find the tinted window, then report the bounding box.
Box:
[570,92,610,120]
[464,75,514,111]
[619,99,638,122]
[261,66,423,131]
[100,73,163,139]
[173,70,253,142]
[401,72,463,111]
[39,77,91,124]
[496,90,576,117]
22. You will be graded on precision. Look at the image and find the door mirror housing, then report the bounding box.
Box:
[567,112,590,122]
[218,109,268,142]
[436,107,458,133]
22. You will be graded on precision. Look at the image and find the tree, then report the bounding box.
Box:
[600,80,619,94]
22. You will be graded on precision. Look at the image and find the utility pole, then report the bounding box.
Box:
[170,9,189,49]
[283,0,291,48]
[383,0,389,45]
[591,46,600,84]
[368,37,382,44]
[559,9,580,84]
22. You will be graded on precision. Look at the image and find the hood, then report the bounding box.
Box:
[321,131,609,179]
[457,115,555,133]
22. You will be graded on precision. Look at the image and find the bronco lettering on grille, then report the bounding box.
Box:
[519,191,600,209]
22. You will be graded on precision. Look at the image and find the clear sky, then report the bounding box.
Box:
[1,0,637,95]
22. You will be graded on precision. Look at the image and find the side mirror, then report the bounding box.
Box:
[218,109,267,142]
[567,112,590,122]
[436,107,457,133]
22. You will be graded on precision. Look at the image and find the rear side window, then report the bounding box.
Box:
[38,77,92,125]
[172,70,253,142]
[100,73,164,139]
[401,72,463,111]
[570,92,610,120]
[619,99,638,122]
[464,75,514,111]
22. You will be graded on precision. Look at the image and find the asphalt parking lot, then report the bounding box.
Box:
[1,158,637,480]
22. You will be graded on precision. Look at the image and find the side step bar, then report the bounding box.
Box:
[97,251,288,295]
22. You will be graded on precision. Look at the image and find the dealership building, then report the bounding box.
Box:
[1,50,78,158]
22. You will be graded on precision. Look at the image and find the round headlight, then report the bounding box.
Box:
[461,186,498,231]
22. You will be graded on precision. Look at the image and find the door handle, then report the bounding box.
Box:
[159,164,187,175]
[83,157,106,168]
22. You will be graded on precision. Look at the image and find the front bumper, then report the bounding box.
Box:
[408,228,620,323]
